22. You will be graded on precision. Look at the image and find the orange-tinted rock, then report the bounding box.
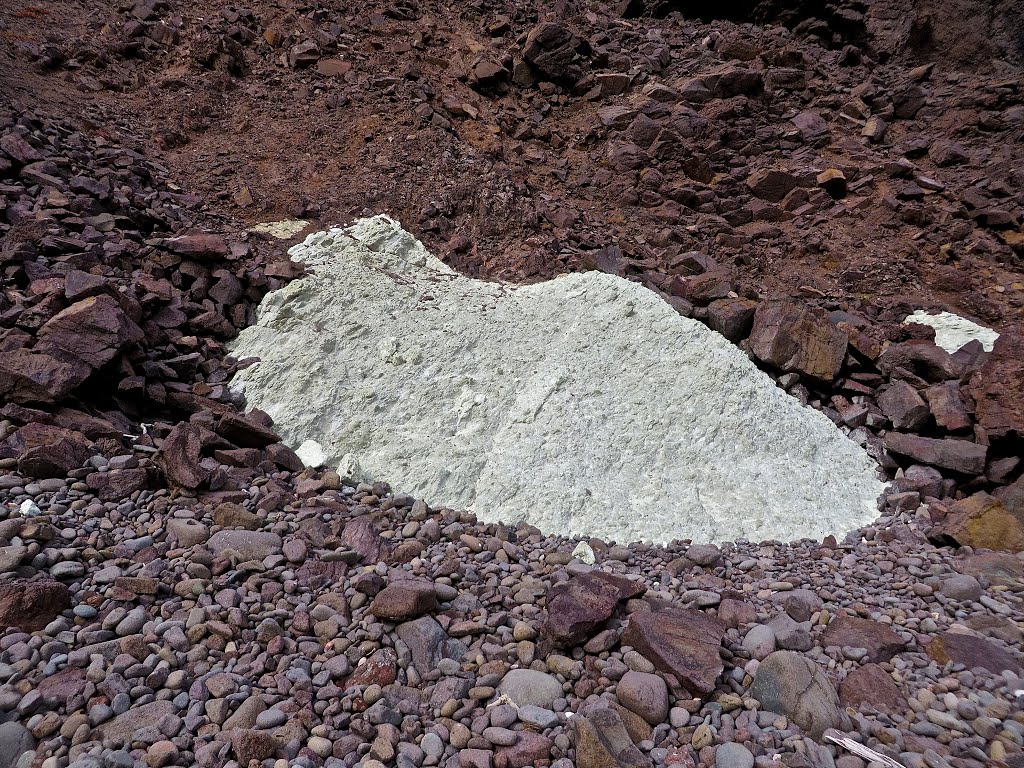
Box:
[931,492,1024,552]
[749,301,847,382]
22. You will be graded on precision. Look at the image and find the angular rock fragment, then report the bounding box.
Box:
[820,615,906,663]
[749,302,847,382]
[522,23,587,84]
[572,705,651,768]
[839,663,906,713]
[927,630,1023,675]
[0,579,71,631]
[877,381,929,430]
[544,571,645,647]
[930,492,1024,552]
[155,422,210,490]
[620,607,726,696]
[883,433,986,475]
[35,295,143,370]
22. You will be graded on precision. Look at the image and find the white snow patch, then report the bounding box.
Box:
[229,216,885,545]
[251,219,309,239]
[903,310,999,353]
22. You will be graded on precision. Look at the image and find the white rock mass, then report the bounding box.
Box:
[903,310,999,353]
[229,216,885,544]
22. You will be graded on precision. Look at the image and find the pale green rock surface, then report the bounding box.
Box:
[229,216,884,544]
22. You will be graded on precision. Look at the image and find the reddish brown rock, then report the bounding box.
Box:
[620,608,727,697]
[706,297,757,341]
[927,630,1023,675]
[839,663,906,713]
[231,729,280,765]
[544,571,645,647]
[931,492,1024,552]
[746,169,802,202]
[958,551,1024,588]
[215,411,279,449]
[970,332,1024,438]
[495,732,554,768]
[883,433,986,475]
[86,468,149,502]
[37,667,88,706]
[0,348,90,405]
[8,423,94,479]
[571,706,651,768]
[344,648,398,688]
[0,579,71,631]
[160,233,232,259]
[35,295,144,370]
[821,616,906,663]
[749,302,848,382]
[878,381,929,430]
[371,580,438,621]
[522,22,587,84]
[341,516,383,563]
[154,422,210,490]
[878,342,965,384]
[925,381,972,431]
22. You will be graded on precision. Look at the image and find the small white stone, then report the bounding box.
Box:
[295,439,328,468]
[19,500,41,517]
[571,541,596,565]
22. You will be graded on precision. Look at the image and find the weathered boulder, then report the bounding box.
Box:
[748,302,847,382]
[750,651,843,738]
[85,468,149,502]
[746,169,802,202]
[620,607,726,696]
[820,615,906,663]
[930,492,1024,552]
[706,297,757,341]
[35,295,143,370]
[0,348,89,404]
[877,381,929,430]
[883,433,986,475]
[0,579,71,631]
[877,342,965,383]
[544,571,645,647]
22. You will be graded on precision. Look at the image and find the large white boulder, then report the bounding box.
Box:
[229,216,884,544]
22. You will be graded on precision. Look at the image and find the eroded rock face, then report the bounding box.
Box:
[229,217,884,545]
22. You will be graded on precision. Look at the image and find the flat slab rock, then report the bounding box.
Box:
[229,216,884,545]
[620,606,727,697]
